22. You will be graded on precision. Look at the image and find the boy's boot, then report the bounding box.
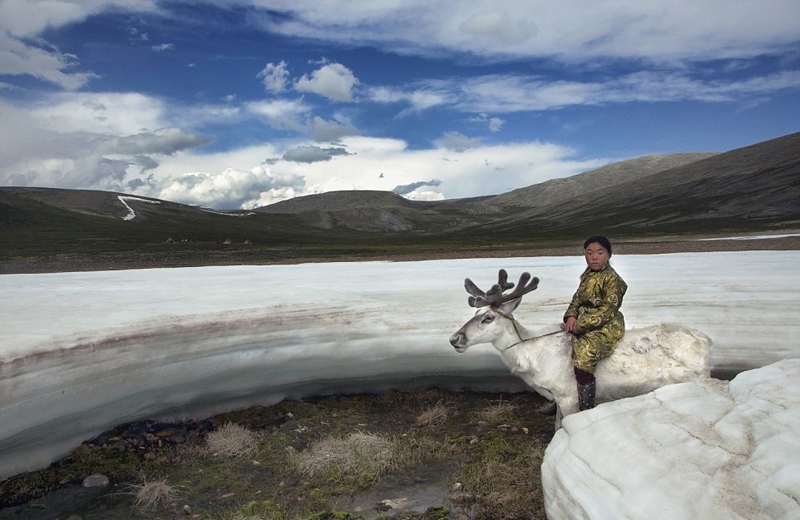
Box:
[574,366,596,411]
[577,380,596,411]
[537,401,558,416]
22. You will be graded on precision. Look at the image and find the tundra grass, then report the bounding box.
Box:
[0,390,556,520]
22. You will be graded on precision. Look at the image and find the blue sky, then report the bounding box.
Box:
[1,1,799,209]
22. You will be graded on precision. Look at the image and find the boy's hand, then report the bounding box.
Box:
[562,316,579,334]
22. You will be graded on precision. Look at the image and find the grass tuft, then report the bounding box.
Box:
[290,431,395,486]
[473,398,518,424]
[457,434,547,519]
[206,422,261,458]
[123,475,182,511]
[415,401,450,428]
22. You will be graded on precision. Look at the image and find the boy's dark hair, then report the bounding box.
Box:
[583,235,613,256]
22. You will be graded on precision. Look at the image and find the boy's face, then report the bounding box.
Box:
[584,242,610,271]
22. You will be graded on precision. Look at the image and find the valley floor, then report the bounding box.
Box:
[2,233,799,274]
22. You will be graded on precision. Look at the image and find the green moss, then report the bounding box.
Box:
[235,498,288,518]
[302,511,363,520]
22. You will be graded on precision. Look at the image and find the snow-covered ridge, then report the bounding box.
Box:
[118,195,161,221]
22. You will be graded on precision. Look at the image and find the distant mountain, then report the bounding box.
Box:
[1,131,798,264]
[252,130,800,236]
[498,131,800,234]
[477,153,717,211]
[254,152,719,232]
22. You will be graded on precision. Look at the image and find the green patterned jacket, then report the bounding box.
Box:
[564,264,627,334]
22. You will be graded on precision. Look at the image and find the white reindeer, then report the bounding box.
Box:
[449,270,712,429]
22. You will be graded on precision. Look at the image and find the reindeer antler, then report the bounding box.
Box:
[464,269,540,308]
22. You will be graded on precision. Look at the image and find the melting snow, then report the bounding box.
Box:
[118,195,160,221]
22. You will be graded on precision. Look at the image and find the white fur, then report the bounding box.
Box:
[449,299,712,429]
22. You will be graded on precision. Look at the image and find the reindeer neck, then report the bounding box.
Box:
[491,309,535,350]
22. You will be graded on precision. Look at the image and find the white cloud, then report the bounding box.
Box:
[487,117,503,132]
[257,61,290,93]
[364,67,800,119]
[436,131,481,152]
[432,70,800,114]
[392,179,442,197]
[151,43,174,52]
[156,165,304,210]
[245,99,311,131]
[310,116,359,143]
[0,83,607,209]
[249,1,800,64]
[0,32,97,90]
[235,135,606,204]
[25,92,168,134]
[282,145,349,163]
[458,9,536,45]
[3,1,798,96]
[108,127,207,156]
[0,1,795,211]
[0,93,208,192]
[294,62,359,102]
[367,84,453,113]
[0,0,159,89]
[122,133,606,209]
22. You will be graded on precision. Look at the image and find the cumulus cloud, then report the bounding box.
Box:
[241,135,607,204]
[295,62,359,101]
[258,60,290,93]
[146,135,511,207]
[0,94,211,192]
[282,145,350,163]
[0,127,207,191]
[155,165,305,210]
[151,43,174,52]
[470,113,504,132]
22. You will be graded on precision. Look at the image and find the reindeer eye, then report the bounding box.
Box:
[481,315,495,324]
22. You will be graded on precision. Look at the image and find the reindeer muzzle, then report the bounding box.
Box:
[449,332,468,352]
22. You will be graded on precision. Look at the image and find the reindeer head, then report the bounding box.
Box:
[449,269,539,352]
